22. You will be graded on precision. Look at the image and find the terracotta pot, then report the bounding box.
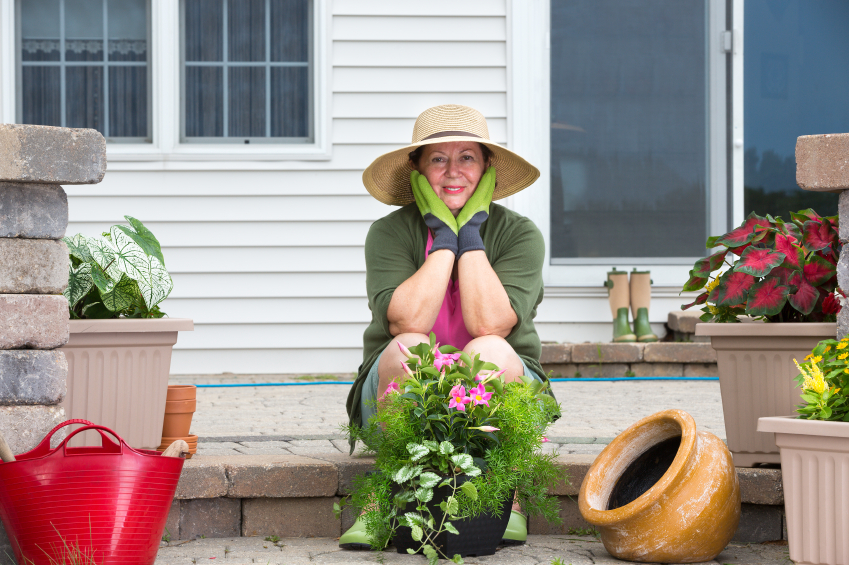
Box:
[162,399,196,438]
[158,435,198,460]
[759,416,849,565]
[166,385,196,402]
[60,318,194,450]
[579,410,740,563]
[696,321,836,466]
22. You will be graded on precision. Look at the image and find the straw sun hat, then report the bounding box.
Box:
[362,104,540,206]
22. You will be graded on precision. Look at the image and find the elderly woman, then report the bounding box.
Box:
[342,104,551,548]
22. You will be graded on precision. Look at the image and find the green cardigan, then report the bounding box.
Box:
[345,202,552,431]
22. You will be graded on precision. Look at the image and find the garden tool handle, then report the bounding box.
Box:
[161,440,190,459]
[0,433,15,463]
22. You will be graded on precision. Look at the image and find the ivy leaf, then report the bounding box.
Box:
[407,443,430,462]
[439,441,455,455]
[404,512,425,527]
[450,453,474,470]
[451,553,464,564]
[411,525,423,542]
[446,496,459,515]
[422,440,439,452]
[459,481,478,501]
[444,522,460,535]
[394,465,423,484]
[64,263,93,309]
[415,488,433,503]
[418,472,440,489]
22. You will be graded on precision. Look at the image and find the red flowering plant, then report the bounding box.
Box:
[341,333,561,564]
[682,209,844,323]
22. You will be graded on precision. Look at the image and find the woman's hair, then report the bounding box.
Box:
[408,143,493,167]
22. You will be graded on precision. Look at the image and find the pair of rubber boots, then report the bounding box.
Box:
[605,268,657,343]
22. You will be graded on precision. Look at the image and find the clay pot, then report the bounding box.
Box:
[158,434,198,460]
[579,409,740,563]
[162,398,196,438]
[166,385,197,402]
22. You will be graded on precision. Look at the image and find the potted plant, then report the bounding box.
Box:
[341,334,562,564]
[59,216,193,450]
[759,338,849,565]
[681,209,841,466]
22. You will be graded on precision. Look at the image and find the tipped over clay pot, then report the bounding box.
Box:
[579,409,740,563]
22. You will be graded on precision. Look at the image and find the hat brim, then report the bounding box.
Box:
[362,136,541,206]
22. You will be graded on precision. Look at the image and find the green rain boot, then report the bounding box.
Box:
[633,307,657,342]
[339,516,372,550]
[606,269,637,343]
[501,510,527,545]
[630,270,658,342]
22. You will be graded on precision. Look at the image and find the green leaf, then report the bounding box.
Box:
[423,544,438,565]
[459,481,478,501]
[122,216,165,265]
[64,262,93,309]
[99,274,137,312]
[451,554,464,564]
[407,443,430,462]
[411,525,423,541]
[81,301,114,319]
[90,261,116,295]
[418,472,440,489]
[110,226,173,309]
[422,440,438,452]
[88,236,122,280]
[444,522,459,535]
[404,512,424,527]
[63,234,93,263]
[459,352,473,367]
[446,496,459,515]
[450,453,474,470]
[415,488,433,503]
[439,441,455,455]
[407,549,417,555]
[394,465,424,483]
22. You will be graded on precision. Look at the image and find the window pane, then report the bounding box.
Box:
[184,0,223,62]
[66,0,104,62]
[271,66,308,137]
[22,67,60,125]
[550,0,707,260]
[66,66,104,130]
[109,66,147,136]
[108,0,147,62]
[744,0,849,218]
[185,66,223,136]
[229,67,265,137]
[229,0,265,62]
[21,0,60,62]
[271,0,309,62]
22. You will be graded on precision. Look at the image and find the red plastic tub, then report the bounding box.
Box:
[0,419,184,565]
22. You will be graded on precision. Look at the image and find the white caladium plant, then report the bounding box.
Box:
[62,216,173,319]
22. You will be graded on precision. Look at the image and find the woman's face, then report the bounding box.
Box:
[414,141,488,217]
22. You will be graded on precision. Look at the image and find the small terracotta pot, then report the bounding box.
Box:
[166,385,197,402]
[579,410,740,563]
[162,399,197,438]
[158,434,198,459]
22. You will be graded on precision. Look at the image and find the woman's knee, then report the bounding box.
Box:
[463,335,524,381]
[378,333,429,379]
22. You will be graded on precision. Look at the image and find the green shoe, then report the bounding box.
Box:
[613,307,637,343]
[634,307,658,342]
[339,516,372,550]
[501,510,527,545]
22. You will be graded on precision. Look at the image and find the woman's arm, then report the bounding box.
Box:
[458,249,517,338]
[386,248,454,335]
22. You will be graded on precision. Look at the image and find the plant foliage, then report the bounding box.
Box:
[794,337,849,421]
[682,210,843,323]
[62,216,173,319]
[340,334,562,564]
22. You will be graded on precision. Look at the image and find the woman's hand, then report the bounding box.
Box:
[411,170,458,255]
[456,166,495,257]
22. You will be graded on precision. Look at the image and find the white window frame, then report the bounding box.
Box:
[0,0,332,167]
[507,0,737,289]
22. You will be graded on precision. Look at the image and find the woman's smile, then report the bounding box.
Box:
[413,141,488,217]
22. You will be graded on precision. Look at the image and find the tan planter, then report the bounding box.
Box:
[579,410,740,563]
[696,322,836,466]
[60,318,194,449]
[758,416,849,565]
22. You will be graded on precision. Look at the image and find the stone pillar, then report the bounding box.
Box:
[796,133,849,338]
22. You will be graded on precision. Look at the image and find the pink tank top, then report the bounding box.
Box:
[426,230,475,349]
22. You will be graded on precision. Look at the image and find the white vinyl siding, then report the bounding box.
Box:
[59,0,511,374]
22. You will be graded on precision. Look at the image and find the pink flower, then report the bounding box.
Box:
[448,385,471,411]
[475,369,505,383]
[381,381,400,398]
[434,350,462,371]
[400,361,415,377]
[398,342,416,359]
[471,426,500,433]
[468,384,493,407]
[541,437,550,443]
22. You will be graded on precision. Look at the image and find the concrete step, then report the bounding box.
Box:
[540,341,718,378]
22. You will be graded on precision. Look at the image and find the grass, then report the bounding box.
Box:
[566,526,600,538]
[294,374,346,382]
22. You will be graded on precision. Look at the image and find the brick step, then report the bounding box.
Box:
[163,453,784,544]
[540,341,718,378]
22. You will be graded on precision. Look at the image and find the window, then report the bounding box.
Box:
[181,0,312,143]
[743,0,849,218]
[17,0,150,141]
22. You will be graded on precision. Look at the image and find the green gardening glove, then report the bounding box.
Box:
[456,166,496,257]
[411,170,459,255]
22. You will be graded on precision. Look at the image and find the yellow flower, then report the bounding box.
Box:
[825,346,832,352]
[845,368,849,374]
[805,354,815,361]
[811,355,823,364]
[838,342,848,350]
[795,359,827,394]
[839,353,848,360]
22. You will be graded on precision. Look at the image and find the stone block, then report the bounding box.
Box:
[0,183,68,238]
[683,363,719,377]
[242,498,341,538]
[737,467,783,505]
[0,239,68,294]
[540,343,571,364]
[839,246,849,293]
[0,524,11,565]
[291,452,376,495]
[796,133,849,192]
[528,496,593,535]
[179,498,241,539]
[732,504,784,543]
[174,457,229,499]
[541,363,579,379]
[163,499,180,542]
[631,363,684,377]
[574,363,630,379]
[548,454,595,496]
[0,295,69,349]
[0,404,65,454]
[643,342,717,363]
[224,454,337,498]
[0,124,106,185]
[840,190,849,242]
[0,350,66,405]
[668,309,703,334]
[840,307,849,341]
[572,343,643,364]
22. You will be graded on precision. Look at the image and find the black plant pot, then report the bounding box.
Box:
[392,476,513,558]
